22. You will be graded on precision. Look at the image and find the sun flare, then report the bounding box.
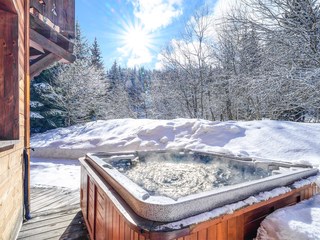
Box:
[125,27,151,52]
[117,21,157,67]
[124,26,152,54]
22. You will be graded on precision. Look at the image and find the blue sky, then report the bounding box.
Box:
[76,0,217,69]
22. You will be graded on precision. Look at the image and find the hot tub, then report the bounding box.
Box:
[84,150,318,222]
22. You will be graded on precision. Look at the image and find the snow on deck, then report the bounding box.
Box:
[31,158,80,189]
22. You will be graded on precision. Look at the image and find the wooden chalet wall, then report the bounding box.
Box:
[0,0,29,239]
[0,0,73,238]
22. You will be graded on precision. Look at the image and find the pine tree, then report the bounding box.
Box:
[30,67,66,133]
[55,23,108,125]
[90,37,104,69]
[74,21,90,60]
[108,61,121,90]
[30,22,109,131]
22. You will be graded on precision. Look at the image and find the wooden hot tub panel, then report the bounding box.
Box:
[80,160,319,240]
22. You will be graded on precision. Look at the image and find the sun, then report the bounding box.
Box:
[117,21,157,67]
[123,25,152,55]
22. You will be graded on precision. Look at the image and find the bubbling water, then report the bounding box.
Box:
[110,152,271,200]
[126,161,217,200]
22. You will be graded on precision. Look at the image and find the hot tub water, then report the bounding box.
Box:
[107,151,271,200]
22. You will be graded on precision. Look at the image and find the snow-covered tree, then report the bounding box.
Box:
[30,23,110,131]
[159,7,216,119]
[74,21,90,60]
[55,59,108,126]
[90,37,104,69]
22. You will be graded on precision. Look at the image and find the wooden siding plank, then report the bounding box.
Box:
[236,215,244,240]
[207,225,217,240]
[139,233,146,240]
[216,221,227,240]
[113,207,120,240]
[197,229,207,240]
[130,229,135,240]
[124,223,131,240]
[107,200,113,240]
[309,187,313,198]
[227,218,237,240]
[119,215,125,240]
[0,38,4,98]
[134,231,139,240]
[184,232,197,240]
[0,9,19,140]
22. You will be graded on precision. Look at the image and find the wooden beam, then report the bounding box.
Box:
[30,0,45,13]
[30,29,75,63]
[30,54,42,60]
[30,53,60,79]
[30,13,74,52]
[30,39,45,54]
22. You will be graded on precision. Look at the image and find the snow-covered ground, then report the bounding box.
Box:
[30,118,320,240]
[31,158,80,189]
[256,195,320,240]
[31,118,320,166]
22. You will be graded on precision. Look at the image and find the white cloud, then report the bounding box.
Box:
[155,6,217,70]
[212,0,239,21]
[117,42,153,68]
[127,49,153,68]
[130,0,184,32]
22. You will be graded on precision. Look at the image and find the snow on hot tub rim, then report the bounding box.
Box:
[87,148,316,167]
[83,150,318,222]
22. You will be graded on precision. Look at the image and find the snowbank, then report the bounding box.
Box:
[256,195,320,240]
[31,119,320,167]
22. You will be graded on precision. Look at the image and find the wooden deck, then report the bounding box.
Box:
[18,187,89,240]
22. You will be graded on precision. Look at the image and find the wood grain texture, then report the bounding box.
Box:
[30,0,75,38]
[0,9,19,140]
[30,29,75,63]
[17,187,89,240]
[0,1,25,239]
[30,52,60,78]
[81,159,319,240]
[1,0,74,239]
